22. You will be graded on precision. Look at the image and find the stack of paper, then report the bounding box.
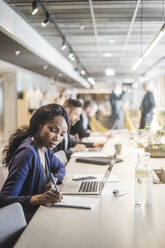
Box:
[53,196,99,210]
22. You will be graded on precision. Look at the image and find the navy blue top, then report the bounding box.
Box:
[0,137,66,212]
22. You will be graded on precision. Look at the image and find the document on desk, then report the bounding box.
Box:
[53,196,99,210]
[72,151,109,158]
[82,136,107,144]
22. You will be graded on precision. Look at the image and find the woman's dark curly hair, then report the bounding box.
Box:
[2,104,70,167]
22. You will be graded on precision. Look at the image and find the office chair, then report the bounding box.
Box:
[0,202,27,248]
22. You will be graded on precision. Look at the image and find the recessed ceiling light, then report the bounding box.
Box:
[43,65,48,70]
[15,50,21,56]
[81,70,86,75]
[68,52,75,61]
[70,56,75,61]
[80,25,85,30]
[105,68,115,76]
[103,53,112,57]
[109,40,115,43]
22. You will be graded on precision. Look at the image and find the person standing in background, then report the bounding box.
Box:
[109,84,126,129]
[139,81,156,129]
[40,92,48,106]
[55,89,68,106]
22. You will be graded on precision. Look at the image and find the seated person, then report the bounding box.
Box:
[54,99,85,160]
[70,100,92,139]
[71,100,109,140]
[0,104,70,222]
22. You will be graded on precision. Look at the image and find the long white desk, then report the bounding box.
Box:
[14,132,165,248]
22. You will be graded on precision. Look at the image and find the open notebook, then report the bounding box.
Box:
[53,196,99,210]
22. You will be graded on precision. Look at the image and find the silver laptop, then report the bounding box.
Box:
[61,163,114,195]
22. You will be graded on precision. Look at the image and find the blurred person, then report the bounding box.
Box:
[70,100,92,139]
[55,89,68,106]
[54,99,84,159]
[27,90,40,114]
[40,91,48,106]
[109,84,126,129]
[0,104,70,222]
[139,81,156,129]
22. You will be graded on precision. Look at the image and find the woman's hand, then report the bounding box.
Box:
[30,189,63,206]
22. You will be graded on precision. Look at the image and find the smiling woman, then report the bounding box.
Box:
[0,104,70,222]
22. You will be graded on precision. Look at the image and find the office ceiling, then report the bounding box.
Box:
[2,0,165,87]
[0,30,81,87]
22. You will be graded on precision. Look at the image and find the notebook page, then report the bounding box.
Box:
[53,196,99,210]
[72,151,109,158]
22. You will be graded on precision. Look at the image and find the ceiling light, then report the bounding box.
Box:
[143,25,165,58]
[68,52,74,59]
[80,25,85,30]
[70,56,75,61]
[61,39,67,50]
[32,0,38,15]
[43,65,48,70]
[132,23,165,71]
[15,50,21,56]
[103,53,112,57]
[81,70,86,75]
[109,40,115,43]
[132,56,143,71]
[68,52,75,61]
[105,68,115,76]
[88,77,96,85]
[41,14,50,27]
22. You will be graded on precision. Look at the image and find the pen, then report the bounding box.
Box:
[50,173,59,192]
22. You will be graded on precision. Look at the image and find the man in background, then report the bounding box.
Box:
[70,100,92,139]
[109,84,126,129]
[54,98,83,159]
[139,81,156,129]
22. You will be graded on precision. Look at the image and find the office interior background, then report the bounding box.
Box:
[1,0,165,143]
[2,1,165,247]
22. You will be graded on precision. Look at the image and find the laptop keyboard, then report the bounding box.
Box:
[78,181,104,193]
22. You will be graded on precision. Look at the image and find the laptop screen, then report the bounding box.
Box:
[102,164,114,185]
